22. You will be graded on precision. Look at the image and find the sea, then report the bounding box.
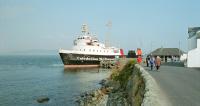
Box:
[0,55,111,106]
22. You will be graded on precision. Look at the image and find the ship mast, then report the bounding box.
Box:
[82,24,89,35]
[105,21,112,47]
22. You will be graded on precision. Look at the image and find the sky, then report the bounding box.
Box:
[1,0,200,54]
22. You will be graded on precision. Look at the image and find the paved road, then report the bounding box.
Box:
[144,63,200,106]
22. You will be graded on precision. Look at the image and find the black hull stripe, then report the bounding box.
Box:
[59,53,116,65]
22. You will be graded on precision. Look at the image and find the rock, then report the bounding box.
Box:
[104,80,120,91]
[100,87,108,94]
[76,88,109,106]
[91,97,97,101]
[99,79,106,85]
[97,89,102,95]
[93,90,99,96]
[37,97,49,103]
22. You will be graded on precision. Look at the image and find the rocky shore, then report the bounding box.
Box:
[76,59,145,106]
[75,88,108,105]
[75,78,129,106]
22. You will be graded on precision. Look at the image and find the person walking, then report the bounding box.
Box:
[146,56,150,67]
[137,55,142,64]
[150,57,154,71]
[155,56,161,71]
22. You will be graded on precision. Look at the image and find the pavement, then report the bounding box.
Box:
[144,63,200,106]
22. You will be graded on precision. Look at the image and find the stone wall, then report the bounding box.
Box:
[135,64,170,106]
[76,62,169,106]
[126,64,145,106]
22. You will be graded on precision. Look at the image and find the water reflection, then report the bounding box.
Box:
[63,67,103,73]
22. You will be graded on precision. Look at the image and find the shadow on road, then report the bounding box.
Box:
[143,66,161,72]
[162,62,184,67]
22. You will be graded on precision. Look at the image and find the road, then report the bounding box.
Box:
[144,63,200,106]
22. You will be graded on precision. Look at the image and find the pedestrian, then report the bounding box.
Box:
[150,57,154,71]
[146,56,150,67]
[155,56,161,71]
[137,56,142,64]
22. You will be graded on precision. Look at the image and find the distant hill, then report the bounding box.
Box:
[0,49,58,55]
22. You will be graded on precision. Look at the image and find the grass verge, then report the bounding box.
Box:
[109,59,145,106]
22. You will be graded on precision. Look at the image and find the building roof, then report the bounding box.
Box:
[149,48,184,56]
[188,27,200,39]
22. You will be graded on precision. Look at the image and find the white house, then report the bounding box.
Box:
[187,27,200,67]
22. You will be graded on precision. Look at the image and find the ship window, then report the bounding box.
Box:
[89,49,91,52]
[93,49,95,52]
[84,49,85,51]
[80,49,81,51]
[97,50,98,52]
[100,50,101,52]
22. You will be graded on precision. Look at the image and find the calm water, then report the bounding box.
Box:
[0,55,111,106]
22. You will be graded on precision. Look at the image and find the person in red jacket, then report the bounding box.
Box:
[137,56,142,64]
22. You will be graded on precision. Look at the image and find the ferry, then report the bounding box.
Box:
[59,24,124,68]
